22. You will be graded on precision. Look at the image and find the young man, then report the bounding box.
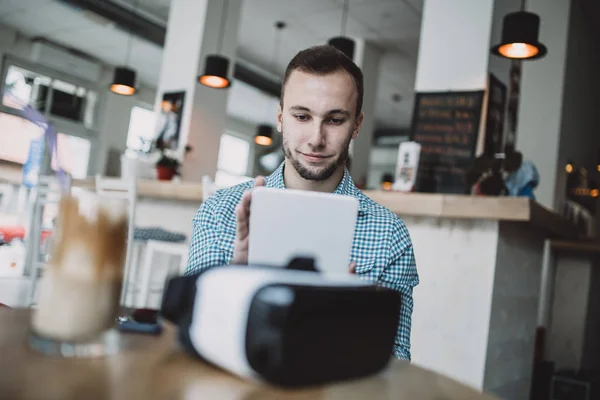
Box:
[185,45,419,360]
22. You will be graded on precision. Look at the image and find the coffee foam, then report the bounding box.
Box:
[50,195,128,281]
[76,190,128,225]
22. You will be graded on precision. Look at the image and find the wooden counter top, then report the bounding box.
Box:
[0,308,497,400]
[70,178,577,239]
[72,178,205,202]
[366,191,578,239]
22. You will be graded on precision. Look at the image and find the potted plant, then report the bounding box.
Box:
[155,152,180,181]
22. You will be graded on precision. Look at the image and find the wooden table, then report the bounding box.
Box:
[0,309,498,399]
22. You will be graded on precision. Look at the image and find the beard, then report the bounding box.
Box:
[282,127,352,182]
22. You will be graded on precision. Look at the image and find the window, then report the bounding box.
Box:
[52,134,91,179]
[215,133,252,187]
[0,113,44,164]
[0,112,90,180]
[3,65,98,129]
[126,106,156,152]
[0,58,100,180]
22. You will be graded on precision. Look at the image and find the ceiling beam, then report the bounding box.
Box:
[57,0,282,97]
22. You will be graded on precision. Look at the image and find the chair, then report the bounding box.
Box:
[23,175,72,306]
[136,238,188,308]
[95,176,189,308]
[0,184,15,213]
[202,175,219,200]
[94,175,137,305]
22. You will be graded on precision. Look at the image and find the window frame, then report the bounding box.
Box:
[0,55,103,177]
[126,103,156,152]
[218,130,254,178]
[0,54,103,139]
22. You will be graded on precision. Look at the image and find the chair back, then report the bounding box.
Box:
[24,175,72,306]
[94,175,137,303]
[202,175,218,201]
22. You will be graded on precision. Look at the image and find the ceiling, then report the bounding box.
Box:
[0,0,422,130]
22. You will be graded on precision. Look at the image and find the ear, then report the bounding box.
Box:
[277,103,283,133]
[352,112,364,140]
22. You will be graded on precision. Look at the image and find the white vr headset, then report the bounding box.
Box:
[161,258,401,387]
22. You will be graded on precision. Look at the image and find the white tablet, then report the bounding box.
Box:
[248,187,358,275]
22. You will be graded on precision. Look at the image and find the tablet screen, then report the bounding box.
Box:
[248,187,358,275]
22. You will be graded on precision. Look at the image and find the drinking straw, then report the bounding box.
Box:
[2,91,69,194]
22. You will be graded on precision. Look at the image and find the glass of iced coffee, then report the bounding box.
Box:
[29,191,128,357]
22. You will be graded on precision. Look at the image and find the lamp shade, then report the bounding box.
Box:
[328,36,355,60]
[255,124,273,146]
[199,55,231,88]
[110,67,136,96]
[491,11,547,60]
[381,173,394,191]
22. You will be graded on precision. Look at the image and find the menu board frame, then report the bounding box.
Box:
[409,90,485,194]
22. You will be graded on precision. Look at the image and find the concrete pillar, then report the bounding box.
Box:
[155,0,243,182]
[411,0,494,193]
[349,39,382,188]
[414,0,494,93]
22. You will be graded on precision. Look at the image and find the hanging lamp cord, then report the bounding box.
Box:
[125,0,139,67]
[340,0,349,36]
[270,22,284,74]
[216,0,229,53]
[263,22,284,122]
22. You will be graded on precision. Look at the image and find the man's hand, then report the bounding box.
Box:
[231,176,265,265]
[349,261,357,274]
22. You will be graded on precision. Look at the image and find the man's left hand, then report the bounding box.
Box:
[349,262,357,274]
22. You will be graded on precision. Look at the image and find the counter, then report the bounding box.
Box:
[72,178,576,237]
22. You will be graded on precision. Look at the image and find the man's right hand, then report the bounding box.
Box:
[231,176,265,265]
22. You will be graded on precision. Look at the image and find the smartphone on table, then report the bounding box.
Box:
[117,308,163,335]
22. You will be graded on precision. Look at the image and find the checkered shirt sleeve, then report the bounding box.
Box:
[377,219,419,361]
[185,191,228,275]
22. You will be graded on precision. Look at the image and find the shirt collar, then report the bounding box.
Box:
[265,162,366,212]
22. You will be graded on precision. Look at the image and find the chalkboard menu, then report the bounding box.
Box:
[484,74,507,156]
[410,91,484,194]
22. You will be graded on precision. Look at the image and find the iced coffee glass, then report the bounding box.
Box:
[29,191,128,357]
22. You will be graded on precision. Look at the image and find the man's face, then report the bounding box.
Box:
[277,69,363,181]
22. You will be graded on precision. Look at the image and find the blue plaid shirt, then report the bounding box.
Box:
[185,163,419,360]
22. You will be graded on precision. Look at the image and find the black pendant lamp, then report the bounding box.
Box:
[111,67,136,96]
[491,0,547,60]
[110,0,138,95]
[255,124,274,146]
[328,0,354,60]
[381,173,394,191]
[199,0,231,88]
[255,21,285,147]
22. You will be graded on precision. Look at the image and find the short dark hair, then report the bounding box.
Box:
[281,45,364,117]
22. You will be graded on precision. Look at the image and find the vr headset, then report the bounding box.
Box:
[161,258,401,387]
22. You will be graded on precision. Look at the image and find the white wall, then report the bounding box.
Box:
[226,115,259,176]
[415,0,494,92]
[94,81,156,176]
[515,0,571,209]
[367,146,398,190]
[158,0,244,182]
[351,40,383,187]
[0,24,31,59]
